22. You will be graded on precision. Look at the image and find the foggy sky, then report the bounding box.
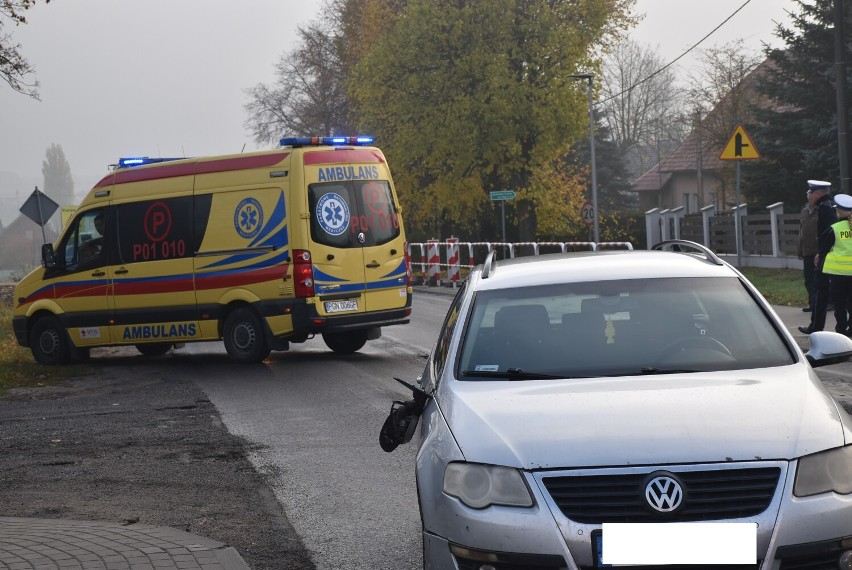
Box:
[0,0,794,226]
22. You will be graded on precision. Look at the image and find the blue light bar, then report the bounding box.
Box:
[117,157,187,168]
[279,135,375,147]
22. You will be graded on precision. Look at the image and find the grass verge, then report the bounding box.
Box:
[738,267,808,307]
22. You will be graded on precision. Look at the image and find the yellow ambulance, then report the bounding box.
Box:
[12,136,412,364]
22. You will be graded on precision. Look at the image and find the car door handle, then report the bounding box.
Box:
[91,271,106,277]
[366,261,380,268]
[114,268,129,275]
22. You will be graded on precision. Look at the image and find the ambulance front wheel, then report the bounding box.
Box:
[30,316,70,365]
[223,308,271,363]
[323,330,368,354]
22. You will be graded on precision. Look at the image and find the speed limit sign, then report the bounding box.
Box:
[581,202,595,227]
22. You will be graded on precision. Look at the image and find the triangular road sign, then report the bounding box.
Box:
[720,124,760,160]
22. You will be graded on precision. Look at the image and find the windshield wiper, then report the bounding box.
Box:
[461,368,567,380]
[638,367,701,375]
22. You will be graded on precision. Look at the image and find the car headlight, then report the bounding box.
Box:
[794,445,852,497]
[443,462,534,509]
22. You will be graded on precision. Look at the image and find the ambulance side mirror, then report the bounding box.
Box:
[41,243,57,269]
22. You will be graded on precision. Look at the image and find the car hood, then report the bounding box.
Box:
[439,365,848,469]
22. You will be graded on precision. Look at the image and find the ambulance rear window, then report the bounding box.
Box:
[309,181,400,248]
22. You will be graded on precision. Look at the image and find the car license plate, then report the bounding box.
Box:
[324,299,358,313]
[593,532,610,568]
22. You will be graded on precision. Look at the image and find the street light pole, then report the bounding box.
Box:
[570,73,599,242]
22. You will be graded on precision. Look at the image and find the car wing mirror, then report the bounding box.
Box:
[41,243,56,269]
[379,377,430,453]
[805,331,852,368]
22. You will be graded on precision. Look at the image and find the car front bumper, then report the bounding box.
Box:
[419,459,852,570]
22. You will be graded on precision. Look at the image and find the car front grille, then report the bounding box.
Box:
[542,467,781,523]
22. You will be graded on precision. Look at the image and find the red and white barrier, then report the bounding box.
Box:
[427,239,441,286]
[446,237,460,284]
[408,240,632,286]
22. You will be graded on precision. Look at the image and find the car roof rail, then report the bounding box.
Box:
[651,239,724,266]
[481,249,497,279]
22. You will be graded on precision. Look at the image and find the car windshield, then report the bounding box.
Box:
[457,277,795,379]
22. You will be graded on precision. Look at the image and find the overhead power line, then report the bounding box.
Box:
[601,0,753,104]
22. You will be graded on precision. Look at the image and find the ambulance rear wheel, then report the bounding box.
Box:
[136,343,172,357]
[323,330,368,354]
[30,316,70,365]
[223,308,270,363]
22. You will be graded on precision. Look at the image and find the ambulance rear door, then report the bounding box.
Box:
[304,147,408,316]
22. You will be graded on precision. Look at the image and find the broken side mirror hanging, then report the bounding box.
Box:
[379,377,429,453]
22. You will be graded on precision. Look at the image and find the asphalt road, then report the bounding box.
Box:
[0,289,454,570]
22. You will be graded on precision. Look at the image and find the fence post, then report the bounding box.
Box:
[767,202,784,257]
[700,204,716,248]
[645,208,661,248]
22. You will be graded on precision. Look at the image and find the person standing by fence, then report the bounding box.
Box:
[799,180,836,335]
[798,193,820,312]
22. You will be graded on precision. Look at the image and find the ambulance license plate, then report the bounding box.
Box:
[325,299,358,313]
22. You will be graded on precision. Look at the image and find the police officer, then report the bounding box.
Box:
[798,180,837,334]
[822,193,852,335]
[798,190,820,311]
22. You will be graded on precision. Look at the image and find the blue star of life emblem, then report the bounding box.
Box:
[234,198,263,239]
[316,193,350,236]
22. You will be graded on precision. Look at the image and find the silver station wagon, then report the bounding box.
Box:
[381,241,852,570]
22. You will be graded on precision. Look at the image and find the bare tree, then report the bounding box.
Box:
[599,38,686,179]
[1,0,49,99]
[686,40,763,208]
[244,18,352,145]
[687,41,763,143]
[41,142,73,231]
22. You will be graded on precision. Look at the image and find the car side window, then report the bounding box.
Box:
[432,281,467,384]
[115,197,194,264]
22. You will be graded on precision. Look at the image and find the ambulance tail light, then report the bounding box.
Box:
[293,250,315,298]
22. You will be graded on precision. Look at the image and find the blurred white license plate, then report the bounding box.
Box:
[599,523,756,566]
[325,299,358,313]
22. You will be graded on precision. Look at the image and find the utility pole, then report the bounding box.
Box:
[835,0,850,192]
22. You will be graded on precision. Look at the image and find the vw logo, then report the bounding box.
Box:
[644,473,684,513]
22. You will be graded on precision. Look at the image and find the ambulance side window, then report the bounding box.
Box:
[55,209,107,272]
[308,181,400,248]
[115,197,194,263]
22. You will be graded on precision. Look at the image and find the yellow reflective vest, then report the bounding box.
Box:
[822,219,852,275]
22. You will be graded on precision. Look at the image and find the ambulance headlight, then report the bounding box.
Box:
[794,445,852,496]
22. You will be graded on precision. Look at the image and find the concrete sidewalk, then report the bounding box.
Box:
[0,517,249,570]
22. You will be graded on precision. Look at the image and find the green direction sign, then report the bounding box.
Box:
[490,190,516,201]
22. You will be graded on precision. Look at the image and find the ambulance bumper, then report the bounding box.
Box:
[12,316,29,347]
[292,303,411,334]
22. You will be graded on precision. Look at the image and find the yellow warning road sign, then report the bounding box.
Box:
[720,124,760,160]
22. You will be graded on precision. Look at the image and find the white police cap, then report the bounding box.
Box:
[808,180,832,191]
[834,193,852,210]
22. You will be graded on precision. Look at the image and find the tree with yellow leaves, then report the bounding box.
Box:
[349,0,635,241]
